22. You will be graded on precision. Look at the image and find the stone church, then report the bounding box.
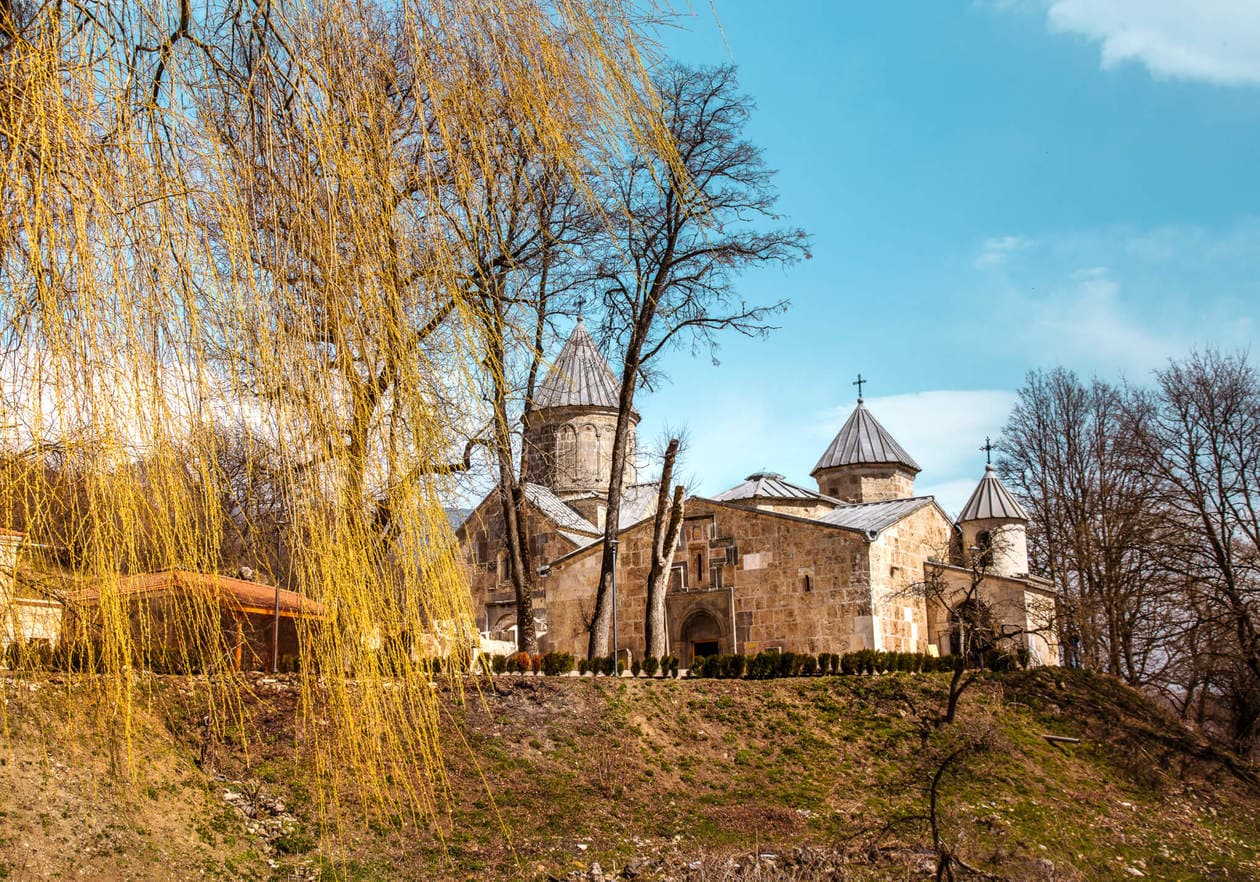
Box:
[456,321,1059,667]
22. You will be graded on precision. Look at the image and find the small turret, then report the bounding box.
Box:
[812,398,920,503]
[957,463,1029,577]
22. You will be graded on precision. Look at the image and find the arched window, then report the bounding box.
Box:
[556,425,577,481]
[578,424,599,479]
[975,530,994,568]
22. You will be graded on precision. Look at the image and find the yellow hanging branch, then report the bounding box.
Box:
[0,0,676,841]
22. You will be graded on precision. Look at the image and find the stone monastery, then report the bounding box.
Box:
[457,320,1059,667]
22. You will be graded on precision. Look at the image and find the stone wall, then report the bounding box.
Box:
[521,405,638,500]
[5,598,63,651]
[814,466,916,504]
[540,498,903,662]
[457,495,591,642]
[1,531,24,651]
[733,498,838,520]
[959,519,1030,578]
[924,563,1060,666]
[866,502,953,652]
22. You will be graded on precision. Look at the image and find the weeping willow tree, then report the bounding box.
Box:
[0,0,673,841]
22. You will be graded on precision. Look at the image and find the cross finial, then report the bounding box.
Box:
[980,436,995,465]
[852,373,867,402]
[575,294,585,320]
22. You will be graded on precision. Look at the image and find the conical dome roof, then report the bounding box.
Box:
[812,400,920,476]
[714,471,839,504]
[958,464,1028,522]
[534,319,621,410]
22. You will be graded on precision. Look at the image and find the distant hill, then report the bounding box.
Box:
[3,669,1257,880]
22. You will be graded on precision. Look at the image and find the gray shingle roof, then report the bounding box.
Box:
[621,482,661,527]
[713,471,839,504]
[534,319,621,410]
[957,465,1028,522]
[815,496,934,534]
[812,401,921,476]
[522,483,600,535]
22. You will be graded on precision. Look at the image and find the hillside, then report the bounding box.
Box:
[1,669,1257,881]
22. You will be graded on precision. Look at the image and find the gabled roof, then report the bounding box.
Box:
[957,464,1028,522]
[812,400,920,476]
[534,319,621,410]
[815,496,935,534]
[73,570,326,618]
[521,483,601,535]
[713,471,840,505]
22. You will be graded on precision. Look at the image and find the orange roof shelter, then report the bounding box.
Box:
[71,570,325,672]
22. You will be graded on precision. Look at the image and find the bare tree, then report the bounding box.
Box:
[643,437,684,657]
[1126,350,1260,753]
[902,535,1056,727]
[587,64,810,657]
[999,369,1169,684]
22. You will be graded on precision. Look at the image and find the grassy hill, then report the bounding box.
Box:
[1,669,1257,881]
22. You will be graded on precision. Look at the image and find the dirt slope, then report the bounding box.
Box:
[1,669,1257,881]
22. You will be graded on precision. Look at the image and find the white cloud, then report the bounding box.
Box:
[1021,265,1181,375]
[972,221,1260,376]
[974,234,1033,270]
[1044,0,1260,86]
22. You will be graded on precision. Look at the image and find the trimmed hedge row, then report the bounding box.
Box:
[690,647,1029,679]
[479,652,683,677]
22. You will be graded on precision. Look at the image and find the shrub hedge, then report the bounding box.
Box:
[466,646,1027,679]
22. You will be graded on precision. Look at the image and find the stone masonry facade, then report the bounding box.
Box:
[457,322,1060,666]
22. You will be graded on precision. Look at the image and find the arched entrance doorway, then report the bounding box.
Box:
[681,609,722,666]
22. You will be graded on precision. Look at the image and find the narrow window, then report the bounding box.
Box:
[556,425,577,481]
[976,530,994,567]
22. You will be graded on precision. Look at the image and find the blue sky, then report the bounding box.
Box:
[624,0,1260,515]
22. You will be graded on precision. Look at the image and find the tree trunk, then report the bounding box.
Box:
[487,307,536,653]
[586,351,642,657]
[644,439,684,658]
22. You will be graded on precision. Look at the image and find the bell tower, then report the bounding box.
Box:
[812,384,920,503]
[957,448,1029,578]
[521,318,638,506]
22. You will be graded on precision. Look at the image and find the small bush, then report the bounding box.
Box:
[578,658,589,675]
[801,655,818,676]
[541,652,575,676]
[617,659,627,675]
[984,647,1019,672]
[631,659,642,677]
[746,650,779,680]
[662,655,679,678]
[492,654,508,674]
[641,655,659,677]
[690,655,710,678]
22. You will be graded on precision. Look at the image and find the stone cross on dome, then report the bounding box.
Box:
[852,373,867,402]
